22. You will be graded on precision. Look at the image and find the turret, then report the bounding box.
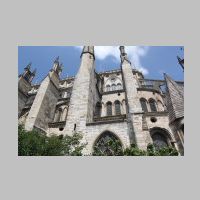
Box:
[21,62,36,83]
[64,46,96,136]
[119,46,131,64]
[119,46,143,147]
[52,56,63,76]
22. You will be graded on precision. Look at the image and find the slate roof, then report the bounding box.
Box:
[164,74,184,123]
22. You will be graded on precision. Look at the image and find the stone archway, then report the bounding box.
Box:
[93,131,123,156]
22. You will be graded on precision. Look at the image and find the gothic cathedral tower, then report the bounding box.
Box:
[64,46,96,135]
[120,46,146,149]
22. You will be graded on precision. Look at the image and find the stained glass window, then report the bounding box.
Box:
[111,84,116,91]
[117,83,122,90]
[93,132,122,156]
[115,100,121,115]
[140,98,148,112]
[149,99,157,112]
[152,133,168,149]
[106,85,111,92]
[54,108,62,122]
[107,102,112,116]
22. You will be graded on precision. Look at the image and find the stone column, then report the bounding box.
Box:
[120,46,145,148]
[64,46,95,136]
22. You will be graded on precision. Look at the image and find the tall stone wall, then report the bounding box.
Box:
[18,77,32,116]
[25,72,60,132]
[101,92,126,116]
[64,52,96,136]
[18,90,28,116]
[83,122,130,155]
[121,60,143,147]
[18,46,183,155]
[87,70,101,123]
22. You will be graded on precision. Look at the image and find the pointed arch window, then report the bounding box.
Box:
[149,99,157,112]
[106,85,111,92]
[115,100,121,115]
[140,98,148,112]
[54,108,62,122]
[111,84,116,91]
[95,102,102,117]
[61,107,68,121]
[93,131,123,156]
[107,102,112,116]
[117,83,122,90]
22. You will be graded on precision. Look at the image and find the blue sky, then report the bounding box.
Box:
[18,46,184,84]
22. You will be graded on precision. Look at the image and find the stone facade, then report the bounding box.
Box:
[18,46,184,155]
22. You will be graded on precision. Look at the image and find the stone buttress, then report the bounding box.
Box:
[120,46,146,148]
[64,46,96,136]
[24,58,62,132]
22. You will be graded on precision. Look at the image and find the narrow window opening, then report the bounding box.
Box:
[74,124,76,131]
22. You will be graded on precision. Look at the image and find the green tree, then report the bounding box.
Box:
[146,144,179,156]
[19,125,178,156]
[123,144,146,156]
[18,125,85,156]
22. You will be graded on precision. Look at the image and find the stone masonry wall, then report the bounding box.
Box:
[18,90,28,116]
[83,122,130,155]
[64,53,95,136]
[121,60,143,146]
[18,77,32,116]
[25,71,60,131]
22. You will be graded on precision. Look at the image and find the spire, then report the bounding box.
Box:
[53,56,59,70]
[81,46,95,59]
[119,46,126,56]
[22,62,36,83]
[30,68,36,82]
[119,46,131,64]
[52,56,62,76]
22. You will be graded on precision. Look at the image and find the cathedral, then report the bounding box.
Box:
[18,46,184,155]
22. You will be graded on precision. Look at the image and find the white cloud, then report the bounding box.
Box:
[75,46,149,75]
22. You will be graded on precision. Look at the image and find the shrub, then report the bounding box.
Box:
[18,125,85,156]
[18,125,178,156]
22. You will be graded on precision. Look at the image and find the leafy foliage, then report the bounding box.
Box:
[18,125,178,156]
[93,139,124,156]
[146,144,179,156]
[92,138,178,156]
[18,125,85,156]
[123,144,146,156]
